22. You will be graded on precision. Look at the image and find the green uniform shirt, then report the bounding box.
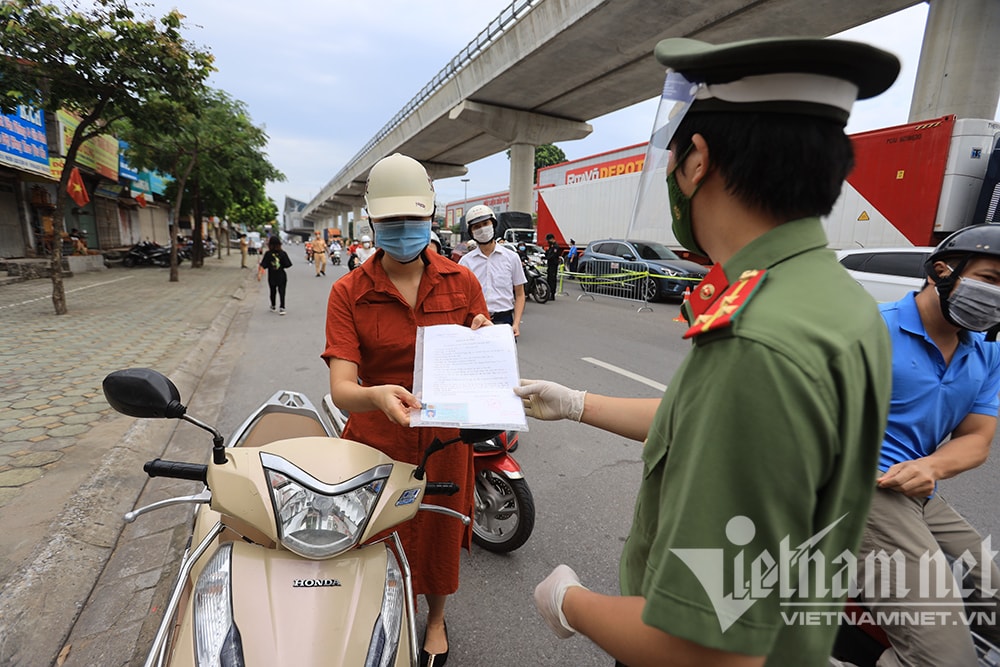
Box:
[619,218,891,665]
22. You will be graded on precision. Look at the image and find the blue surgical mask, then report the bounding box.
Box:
[372,219,431,263]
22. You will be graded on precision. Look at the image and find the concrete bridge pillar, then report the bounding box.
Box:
[909,0,1000,122]
[509,143,536,214]
[352,206,363,239]
[449,100,592,214]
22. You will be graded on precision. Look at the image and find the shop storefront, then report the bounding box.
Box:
[0,105,52,258]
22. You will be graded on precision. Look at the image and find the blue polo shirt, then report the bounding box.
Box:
[878,293,1000,473]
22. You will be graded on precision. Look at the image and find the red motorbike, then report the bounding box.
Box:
[833,590,1000,664]
[322,394,534,552]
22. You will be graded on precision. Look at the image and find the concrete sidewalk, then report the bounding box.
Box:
[0,252,257,666]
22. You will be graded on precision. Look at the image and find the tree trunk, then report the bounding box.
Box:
[169,216,179,283]
[49,199,67,315]
[192,179,203,268]
[49,176,72,315]
[168,153,197,283]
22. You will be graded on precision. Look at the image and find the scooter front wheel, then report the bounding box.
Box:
[472,470,535,553]
[530,278,550,303]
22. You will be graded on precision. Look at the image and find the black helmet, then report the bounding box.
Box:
[925,223,1000,329]
[927,223,1000,268]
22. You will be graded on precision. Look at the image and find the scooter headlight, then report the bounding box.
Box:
[194,543,245,666]
[364,548,405,667]
[262,453,390,559]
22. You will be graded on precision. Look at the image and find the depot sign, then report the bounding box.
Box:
[565,154,645,184]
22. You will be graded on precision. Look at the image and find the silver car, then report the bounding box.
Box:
[835,247,934,302]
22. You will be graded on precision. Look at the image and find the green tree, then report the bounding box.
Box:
[0,0,213,313]
[534,143,567,179]
[228,197,279,232]
[121,88,283,276]
[506,143,567,182]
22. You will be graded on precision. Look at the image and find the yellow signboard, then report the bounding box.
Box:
[56,110,119,181]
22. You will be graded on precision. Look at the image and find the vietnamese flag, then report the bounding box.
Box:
[67,167,89,207]
[135,192,147,208]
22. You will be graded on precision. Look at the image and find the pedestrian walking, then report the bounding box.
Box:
[312,230,328,276]
[459,204,527,336]
[239,233,248,268]
[260,235,292,314]
[567,238,579,273]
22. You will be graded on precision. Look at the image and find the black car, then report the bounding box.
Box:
[577,239,708,301]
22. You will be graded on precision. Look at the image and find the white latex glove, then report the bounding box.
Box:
[534,564,587,639]
[513,379,586,422]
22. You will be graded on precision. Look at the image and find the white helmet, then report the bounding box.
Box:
[361,234,372,243]
[429,231,443,253]
[364,153,435,219]
[466,204,496,227]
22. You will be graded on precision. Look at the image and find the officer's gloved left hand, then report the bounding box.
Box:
[534,564,587,639]
[513,379,586,421]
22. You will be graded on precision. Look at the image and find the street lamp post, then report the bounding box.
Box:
[461,178,470,206]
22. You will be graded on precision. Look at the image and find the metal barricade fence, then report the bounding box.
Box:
[558,258,655,311]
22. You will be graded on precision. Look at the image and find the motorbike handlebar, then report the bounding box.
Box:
[143,458,208,483]
[424,482,459,496]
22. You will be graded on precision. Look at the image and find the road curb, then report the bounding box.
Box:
[0,272,254,667]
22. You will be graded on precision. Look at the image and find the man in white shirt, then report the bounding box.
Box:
[355,234,376,264]
[459,205,527,337]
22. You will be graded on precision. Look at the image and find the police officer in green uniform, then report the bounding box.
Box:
[514,37,899,667]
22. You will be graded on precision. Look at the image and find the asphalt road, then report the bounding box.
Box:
[133,249,1000,665]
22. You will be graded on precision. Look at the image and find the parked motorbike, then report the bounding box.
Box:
[322,393,535,553]
[104,367,493,666]
[122,241,175,268]
[833,596,1000,665]
[522,259,551,303]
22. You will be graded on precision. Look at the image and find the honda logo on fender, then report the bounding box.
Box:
[292,578,342,588]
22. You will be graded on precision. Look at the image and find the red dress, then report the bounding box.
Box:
[322,249,488,595]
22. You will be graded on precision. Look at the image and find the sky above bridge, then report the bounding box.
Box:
[137,1,984,217]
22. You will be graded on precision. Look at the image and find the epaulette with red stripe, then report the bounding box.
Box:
[683,269,767,339]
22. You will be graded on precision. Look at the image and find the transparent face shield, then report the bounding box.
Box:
[626,70,701,243]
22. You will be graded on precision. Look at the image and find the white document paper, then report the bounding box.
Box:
[410,324,527,431]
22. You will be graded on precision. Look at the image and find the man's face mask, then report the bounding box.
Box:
[471,222,495,245]
[666,143,705,256]
[372,219,431,263]
[944,273,1000,331]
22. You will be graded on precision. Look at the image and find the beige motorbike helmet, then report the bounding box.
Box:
[364,153,435,219]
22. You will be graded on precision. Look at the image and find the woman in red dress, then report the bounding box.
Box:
[322,153,489,667]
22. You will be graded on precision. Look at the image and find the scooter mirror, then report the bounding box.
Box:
[459,428,503,444]
[102,368,187,419]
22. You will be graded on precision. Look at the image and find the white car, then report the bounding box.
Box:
[835,247,934,302]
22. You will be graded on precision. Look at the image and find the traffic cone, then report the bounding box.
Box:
[673,286,691,322]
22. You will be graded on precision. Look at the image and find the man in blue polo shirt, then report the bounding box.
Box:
[857,223,1000,666]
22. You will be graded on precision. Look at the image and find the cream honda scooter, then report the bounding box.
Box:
[104,368,490,667]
